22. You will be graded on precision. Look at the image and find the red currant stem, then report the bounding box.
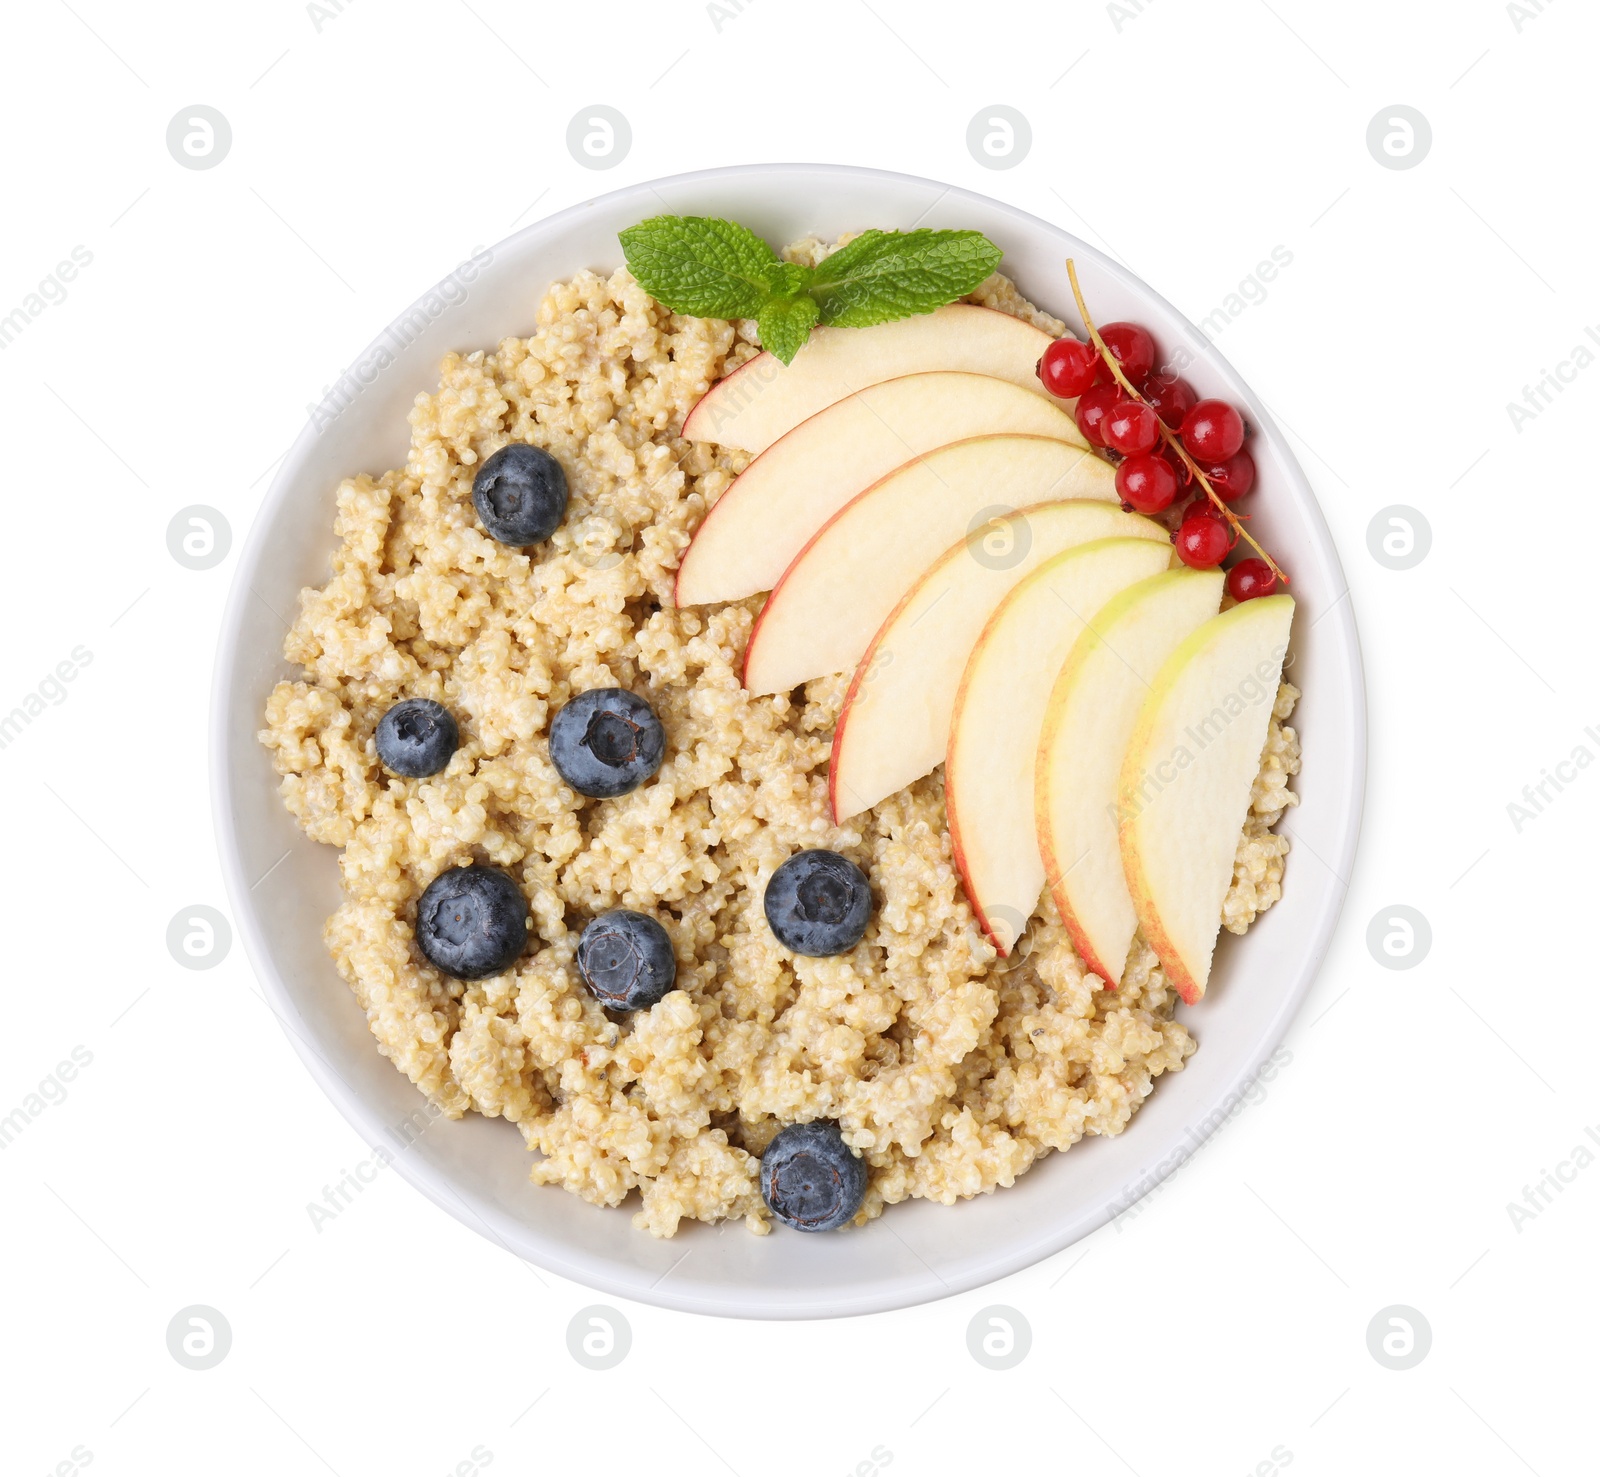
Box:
[1064,259,1287,587]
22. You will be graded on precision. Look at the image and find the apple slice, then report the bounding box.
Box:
[682,305,1055,453]
[743,437,1126,697]
[946,538,1176,957]
[1035,569,1224,987]
[829,504,1169,823]
[1118,595,1296,1003]
[676,372,1088,607]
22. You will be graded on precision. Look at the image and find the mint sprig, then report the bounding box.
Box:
[619,216,1004,364]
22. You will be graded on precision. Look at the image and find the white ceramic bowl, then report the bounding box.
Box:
[212,163,1365,1320]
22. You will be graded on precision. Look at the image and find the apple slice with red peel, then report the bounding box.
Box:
[946,538,1175,957]
[1118,594,1296,1004]
[675,372,1088,608]
[1035,569,1224,987]
[682,304,1055,453]
[742,436,1123,697]
[829,504,1168,823]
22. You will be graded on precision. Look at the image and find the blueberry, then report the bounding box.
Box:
[548,688,665,799]
[763,850,872,956]
[471,443,568,546]
[760,1121,867,1232]
[576,910,677,1011]
[375,698,459,778]
[415,865,529,980]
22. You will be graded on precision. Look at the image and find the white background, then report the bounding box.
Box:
[1,0,1593,1472]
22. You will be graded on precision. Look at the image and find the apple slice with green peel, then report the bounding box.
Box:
[1118,594,1296,1004]
[742,437,1126,697]
[1035,569,1225,987]
[946,538,1176,957]
[829,503,1169,823]
[682,304,1055,453]
[676,372,1088,608]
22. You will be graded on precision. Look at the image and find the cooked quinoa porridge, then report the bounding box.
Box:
[261,236,1301,1237]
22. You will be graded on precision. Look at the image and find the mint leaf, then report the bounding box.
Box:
[757,295,821,366]
[809,230,1003,328]
[617,215,1006,367]
[619,215,782,319]
[761,260,813,299]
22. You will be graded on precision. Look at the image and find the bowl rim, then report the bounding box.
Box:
[211,160,1367,1319]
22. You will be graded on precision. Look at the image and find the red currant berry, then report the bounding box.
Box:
[1115,452,1178,514]
[1226,557,1278,601]
[1176,512,1231,568]
[1074,382,1125,447]
[1176,491,1224,525]
[1199,450,1255,502]
[1143,373,1197,429]
[1093,322,1157,388]
[1037,337,1100,400]
[1103,399,1160,456]
[1180,399,1245,462]
[1161,445,1194,488]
